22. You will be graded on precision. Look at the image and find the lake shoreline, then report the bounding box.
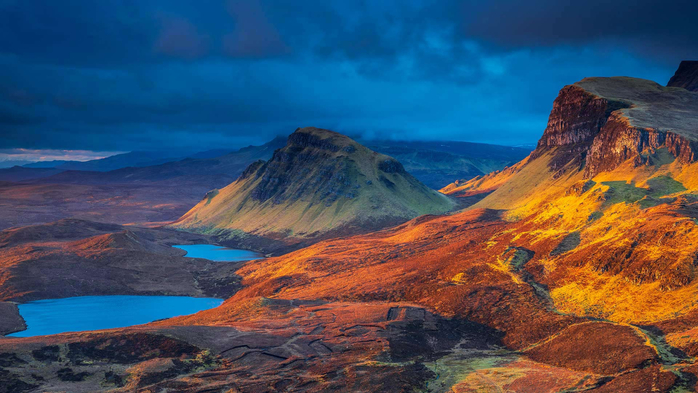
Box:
[173,244,264,262]
[0,301,27,336]
[7,295,224,338]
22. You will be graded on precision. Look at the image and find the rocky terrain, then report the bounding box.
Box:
[1,62,698,392]
[172,127,457,250]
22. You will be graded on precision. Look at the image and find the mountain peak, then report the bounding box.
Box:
[667,60,698,92]
[172,127,455,250]
[287,127,360,152]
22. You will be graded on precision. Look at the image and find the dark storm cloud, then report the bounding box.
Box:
[462,0,698,58]
[0,0,693,153]
[223,0,290,58]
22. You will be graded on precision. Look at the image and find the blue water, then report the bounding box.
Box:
[8,296,223,338]
[173,244,263,262]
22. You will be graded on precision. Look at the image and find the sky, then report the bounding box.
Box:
[0,0,696,162]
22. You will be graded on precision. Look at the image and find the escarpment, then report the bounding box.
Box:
[584,113,698,177]
[444,61,698,208]
[536,85,628,149]
[532,68,698,178]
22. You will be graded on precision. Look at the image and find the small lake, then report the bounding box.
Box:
[8,296,223,338]
[173,244,263,262]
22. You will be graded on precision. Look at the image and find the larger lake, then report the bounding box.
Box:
[173,244,263,262]
[8,296,223,337]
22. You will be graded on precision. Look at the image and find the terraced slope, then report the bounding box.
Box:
[172,127,456,249]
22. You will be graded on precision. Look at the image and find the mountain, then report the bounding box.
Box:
[36,137,286,186]
[0,166,63,182]
[20,139,284,173]
[363,139,530,189]
[172,127,456,250]
[23,150,186,171]
[667,60,698,91]
[442,74,698,201]
[21,159,74,168]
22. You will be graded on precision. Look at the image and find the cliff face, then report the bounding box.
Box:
[667,60,698,92]
[536,85,627,149]
[532,73,698,178]
[172,127,455,249]
[584,113,698,177]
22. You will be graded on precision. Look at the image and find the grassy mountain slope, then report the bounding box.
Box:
[172,127,456,247]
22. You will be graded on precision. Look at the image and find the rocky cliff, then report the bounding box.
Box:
[446,64,698,200]
[534,74,698,178]
[172,127,455,249]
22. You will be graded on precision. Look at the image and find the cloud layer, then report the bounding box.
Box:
[0,0,693,152]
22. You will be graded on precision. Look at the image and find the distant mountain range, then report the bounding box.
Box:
[0,133,529,231]
[3,136,530,189]
[22,150,188,171]
[363,139,530,189]
[0,138,286,184]
[36,136,288,187]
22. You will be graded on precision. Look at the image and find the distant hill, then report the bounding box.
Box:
[40,137,286,187]
[172,127,456,250]
[0,166,63,182]
[364,139,531,189]
[1,138,286,185]
[20,160,73,169]
[0,138,287,229]
[23,150,190,172]
[667,60,698,92]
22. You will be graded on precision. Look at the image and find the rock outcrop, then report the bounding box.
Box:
[667,60,698,92]
[536,85,628,149]
[172,127,456,249]
[535,73,698,178]
[445,62,698,199]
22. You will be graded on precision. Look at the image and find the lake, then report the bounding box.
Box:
[173,244,263,262]
[8,295,223,337]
